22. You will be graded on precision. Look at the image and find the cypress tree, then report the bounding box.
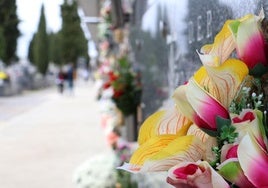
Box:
[48,32,62,65]
[33,4,49,75]
[0,0,20,65]
[60,0,88,66]
[27,33,36,65]
[0,26,6,60]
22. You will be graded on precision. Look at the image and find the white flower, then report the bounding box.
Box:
[73,152,117,188]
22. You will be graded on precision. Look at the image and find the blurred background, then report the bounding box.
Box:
[0,0,267,188]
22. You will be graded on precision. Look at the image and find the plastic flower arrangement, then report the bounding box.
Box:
[118,10,268,188]
[103,56,142,116]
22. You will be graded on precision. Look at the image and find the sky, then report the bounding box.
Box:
[16,0,64,59]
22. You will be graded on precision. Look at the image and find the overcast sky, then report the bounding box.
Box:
[16,0,63,59]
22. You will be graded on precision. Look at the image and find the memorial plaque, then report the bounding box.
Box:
[130,0,266,118]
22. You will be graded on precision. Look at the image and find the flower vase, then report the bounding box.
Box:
[122,113,138,142]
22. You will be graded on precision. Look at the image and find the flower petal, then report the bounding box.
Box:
[232,109,267,150]
[140,135,205,172]
[137,108,192,145]
[204,59,248,108]
[123,134,178,172]
[238,134,268,187]
[200,20,235,66]
[217,158,255,188]
[172,84,195,121]
[186,79,229,132]
[137,110,166,145]
[155,108,192,136]
[167,161,230,188]
[194,59,248,108]
[229,14,267,69]
[187,124,217,162]
[122,135,204,173]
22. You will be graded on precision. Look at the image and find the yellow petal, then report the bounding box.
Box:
[140,135,205,172]
[137,110,166,145]
[187,124,217,162]
[138,107,192,146]
[130,134,178,166]
[204,59,248,107]
[187,124,209,142]
[155,108,192,136]
[199,14,256,67]
[200,20,235,66]
[194,59,248,108]
[193,66,214,91]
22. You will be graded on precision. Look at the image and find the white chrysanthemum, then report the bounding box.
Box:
[73,152,117,188]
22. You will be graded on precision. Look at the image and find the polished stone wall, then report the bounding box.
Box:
[130,0,266,118]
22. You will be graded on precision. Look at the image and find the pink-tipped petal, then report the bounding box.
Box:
[238,134,268,187]
[167,161,230,188]
[186,79,229,131]
[230,14,267,68]
[232,109,267,150]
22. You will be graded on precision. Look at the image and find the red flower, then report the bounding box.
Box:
[103,82,111,89]
[113,90,124,98]
[108,71,118,82]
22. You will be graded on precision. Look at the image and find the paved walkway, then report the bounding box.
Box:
[0,80,111,188]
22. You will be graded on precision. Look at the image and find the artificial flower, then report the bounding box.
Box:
[118,108,204,173]
[220,144,238,161]
[231,109,268,150]
[167,161,230,188]
[186,78,229,132]
[118,134,205,173]
[238,134,268,187]
[229,11,268,75]
[200,11,268,76]
[199,19,235,66]
[119,11,268,188]
[173,58,248,136]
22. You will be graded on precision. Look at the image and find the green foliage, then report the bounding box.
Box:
[249,63,268,77]
[111,57,142,116]
[33,4,49,75]
[210,124,238,168]
[60,0,88,65]
[0,0,20,64]
[116,170,138,188]
[27,34,36,64]
[48,32,62,65]
[0,26,6,60]
[219,125,238,144]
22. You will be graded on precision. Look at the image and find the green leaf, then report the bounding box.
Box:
[249,63,268,77]
[216,116,232,136]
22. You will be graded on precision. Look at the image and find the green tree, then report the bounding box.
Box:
[60,0,88,66]
[33,4,49,75]
[0,0,20,64]
[27,33,36,64]
[48,32,62,65]
[0,26,6,60]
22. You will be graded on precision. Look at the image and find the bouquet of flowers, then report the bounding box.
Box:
[118,10,268,188]
[103,57,142,116]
